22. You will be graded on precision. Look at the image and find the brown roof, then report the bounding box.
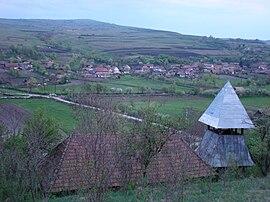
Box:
[94,66,109,73]
[4,63,18,68]
[46,134,211,193]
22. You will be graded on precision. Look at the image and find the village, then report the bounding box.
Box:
[1,59,270,88]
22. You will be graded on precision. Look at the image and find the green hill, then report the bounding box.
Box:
[1,18,269,60]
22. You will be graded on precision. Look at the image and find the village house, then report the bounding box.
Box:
[93,66,110,78]
[107,66,121,75]
[176,70,186,78]
[151,66,166,74]
[82,66,94,73]
[203,63,215,73]
[121,65,131,74]
[22,61,33,69]
[166,69,177,77]
[255,69,270,75]
[4,62,19,69]
[142,64,154,72]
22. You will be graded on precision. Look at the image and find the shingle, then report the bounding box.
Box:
[199,81,254,129]
[46,134,211,192]
[196,130,255,167]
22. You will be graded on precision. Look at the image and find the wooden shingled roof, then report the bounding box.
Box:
[199,81,254,129]
[46,134,211,193]
[196,130,255,167]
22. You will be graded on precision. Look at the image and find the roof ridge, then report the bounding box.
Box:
[49,134,74,192]
[179,133,212,173]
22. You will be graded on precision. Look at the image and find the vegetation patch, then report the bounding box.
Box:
[0,98,76,133]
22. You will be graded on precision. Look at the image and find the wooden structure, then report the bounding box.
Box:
[45,134,211,192]
[196,81,255,167]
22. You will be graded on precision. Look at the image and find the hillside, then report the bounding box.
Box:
[0,18,269,59]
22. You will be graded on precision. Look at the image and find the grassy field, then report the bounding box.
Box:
[123,96,270,117]
[0,94,268,133]
[0,18,255,58]
[49,176,270,202]
[1,19,269,59]
[241,96,270,110]
[108,75,192,92]
[19,84,82,95]
[0,98,77,133]
[128,99,211,117]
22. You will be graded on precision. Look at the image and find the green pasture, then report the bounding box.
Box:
[0,98,77,133]
[18,84,82,95]
[241,96,270,110]
[108,75,191,92]
[123,96,270,117]
[128,99,210,117]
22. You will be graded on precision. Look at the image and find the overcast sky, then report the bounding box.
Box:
[0,0,269,40]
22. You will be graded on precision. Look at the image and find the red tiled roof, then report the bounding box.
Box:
[94,66,109,73]
[47,134,211,193]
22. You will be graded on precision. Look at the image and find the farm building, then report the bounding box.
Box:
[45,134,211,193]
[196,81,255,168]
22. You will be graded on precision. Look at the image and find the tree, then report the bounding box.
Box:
[95,83,107,94]
[0,110,61,201]
[27,77,37,93]
[74,94,124,202]
[178,108,205,148]
[22,110,61,200]
[250,108,270,176]
[130,104,174,179]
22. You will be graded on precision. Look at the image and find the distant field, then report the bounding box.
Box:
[2,18,267,59]
[241,96,270,110]
[0,98,77,133]
[108,75,192,92]
[128,99,210,117]
[123,96,270,117]
[19,84,82,94]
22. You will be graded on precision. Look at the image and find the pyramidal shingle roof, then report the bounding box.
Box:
[199,81,254,129]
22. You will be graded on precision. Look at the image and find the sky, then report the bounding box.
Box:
[0,0,269,40]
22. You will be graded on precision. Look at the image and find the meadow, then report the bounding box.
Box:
[121,96,270,118]
[0,98,77,133]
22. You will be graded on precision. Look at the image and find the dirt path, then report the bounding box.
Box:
[0,93,143,122]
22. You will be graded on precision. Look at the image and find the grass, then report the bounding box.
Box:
[128,99,210,117]
[123,96,270,117]
[108,75,191,92]
[1,18,252,58]
[241,96,270,110]
[0,98,77,133]
[48,176,270,202]
[17,84,83,95]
